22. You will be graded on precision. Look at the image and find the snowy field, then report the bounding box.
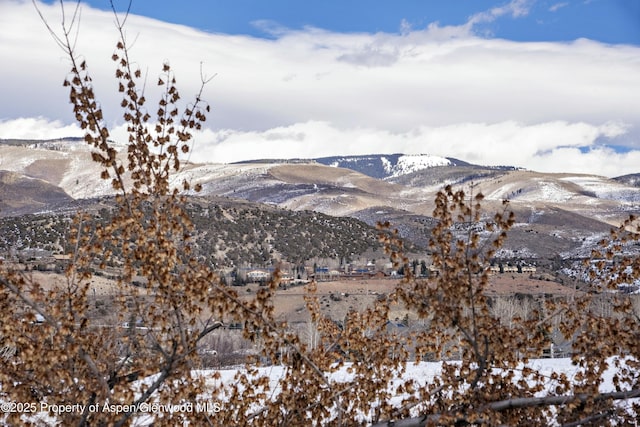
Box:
[4,356,637,425]
[151,357,637,425]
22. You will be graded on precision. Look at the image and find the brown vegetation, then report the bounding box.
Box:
[1,2,640,426]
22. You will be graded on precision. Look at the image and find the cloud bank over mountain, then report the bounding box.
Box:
[1,1,639,176]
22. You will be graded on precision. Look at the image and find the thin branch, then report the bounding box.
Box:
[372,388,640,427]
[110,0,132,28]
[32,0,77,53]
[561,410,615,427]
[484,387,640,411]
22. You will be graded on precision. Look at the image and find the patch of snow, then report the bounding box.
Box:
[486,179,575,203]
[381,157,392,174]
[389,154,451,178]
[537,181,573,203]
[561,176,640,203]
[494,247,538,258]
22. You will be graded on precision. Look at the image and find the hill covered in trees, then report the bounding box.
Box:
[0,196,411,269]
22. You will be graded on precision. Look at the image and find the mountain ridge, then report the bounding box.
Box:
[2,138,640,274]
[233,153,522,181]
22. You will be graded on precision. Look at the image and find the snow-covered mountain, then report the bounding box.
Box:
[314,154,462,179]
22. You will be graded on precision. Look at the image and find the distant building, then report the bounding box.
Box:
[247,270,270,282]
[488,263,536,274]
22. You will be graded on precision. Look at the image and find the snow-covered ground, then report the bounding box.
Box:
[480,174,640,206]
[485,178,576,203]
[4,356,638,426]
[160,357,640,425]
[561,176,640,203]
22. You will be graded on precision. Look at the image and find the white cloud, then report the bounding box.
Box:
[549,2,569,12]
[0,117,83,140]
[466,0,534,35]
[0,1,639,178]
[187,120,637,177]
[471,0,533,22]
[250,19,290,37]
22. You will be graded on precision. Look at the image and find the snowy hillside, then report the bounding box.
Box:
[315,154,454,179]
[477,172,640,206]
[385,154,454,178]
[561,176,640,203]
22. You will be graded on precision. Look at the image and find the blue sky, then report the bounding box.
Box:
[74,0,640,44]
[1,0,640,176]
